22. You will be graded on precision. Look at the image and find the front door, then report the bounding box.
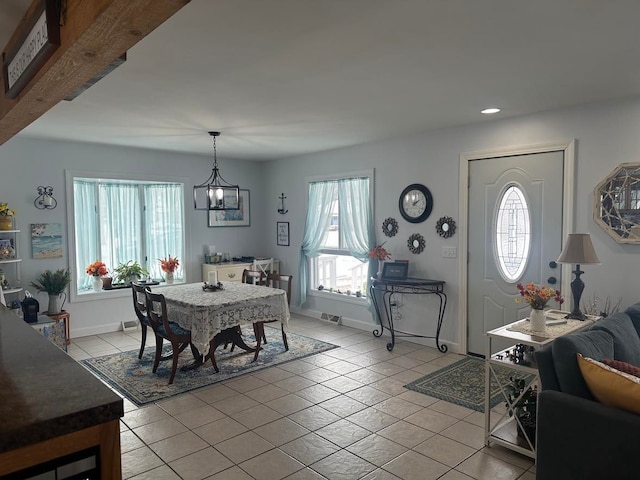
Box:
[467,151,565,355]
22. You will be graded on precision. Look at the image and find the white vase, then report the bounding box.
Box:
[530,308,547,332]
[92,276,102,292]
[377,260,383,278]
[48,293,65,314]
[165,272,174,284]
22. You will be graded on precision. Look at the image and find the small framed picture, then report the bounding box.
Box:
[208,190,251,227]
[277,222,290,246]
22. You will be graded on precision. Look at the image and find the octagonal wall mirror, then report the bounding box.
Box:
[594,163,640,244]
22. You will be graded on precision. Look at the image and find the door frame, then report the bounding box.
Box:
[457,140,576,353]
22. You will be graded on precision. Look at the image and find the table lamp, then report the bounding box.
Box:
[557,233,601,320]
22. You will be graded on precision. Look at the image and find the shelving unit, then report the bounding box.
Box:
[0,226,22,298]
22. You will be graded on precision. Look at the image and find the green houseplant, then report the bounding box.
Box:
[30,269,72,314]
[113,261,148,284]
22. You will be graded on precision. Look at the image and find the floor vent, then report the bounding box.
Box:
[121,320,138,332]
[320,313,342,323]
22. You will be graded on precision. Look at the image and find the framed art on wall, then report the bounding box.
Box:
[208,190,250,227]
[32,223,63,258]
[277,221,290,246]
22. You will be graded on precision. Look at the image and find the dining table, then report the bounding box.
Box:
[159,281,290,358]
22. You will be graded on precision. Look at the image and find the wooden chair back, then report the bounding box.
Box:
[131,282,150,325]
[266,273,292,307]
[242,269,265,285]
[145,290,182,339]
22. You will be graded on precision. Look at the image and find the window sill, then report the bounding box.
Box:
[308,289,368,306]
[71,281,184,303]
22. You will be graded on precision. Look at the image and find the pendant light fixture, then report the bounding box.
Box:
[193,131,240,210]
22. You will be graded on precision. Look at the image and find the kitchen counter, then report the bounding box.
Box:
[0,306,123,478]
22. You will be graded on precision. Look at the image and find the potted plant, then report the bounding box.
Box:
[113,260,148,284]
[505,376,537,444]
[30,269,72,314]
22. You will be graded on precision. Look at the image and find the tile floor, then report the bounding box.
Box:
[68,313,537,480]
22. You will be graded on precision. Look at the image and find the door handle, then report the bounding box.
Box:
[547,276,557,285]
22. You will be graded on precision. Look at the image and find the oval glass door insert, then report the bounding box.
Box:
[495,184,531,282]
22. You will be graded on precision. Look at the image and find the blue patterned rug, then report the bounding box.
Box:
[404,356,536,412]
[81,331,338,406]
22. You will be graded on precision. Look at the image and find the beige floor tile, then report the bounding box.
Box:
[298,367,341,383]
[194,417,248,445]
[288,405,341,431]
[377,420,436,448]
[373,397,424,419]
[265,393,314,416]
[346,407,399,433]
[303,353,341,367]
[279,360,315,374]
[295,383,341,403]
[438,470,476,480]
[285,468,327,479]
[440,421,486,449]
[430,354,466,367]
[244,383,290,403]
[169,447,234,480]
[311,449,377,480]
[347,434,407,467]
[133,417,188,445]
[251,365,294,383]
[128,464,182,479]
[174,404,227,429]
[225,374,269,393]
[344,368,388,384]
[211,393,260,415]
[315,418,371,448]
[254,417,310,446]
[204,466,254,479]
[215,431,275,464]
[318,395,368,417]
[388,369,425,384]
[157,393,208,416]
[231,403,283,429]
[273,375,317,393]
[193,384,238,404]
[387,355,424,369]
[324,348,361,360]
[280,432,340,465]
[456,451,525,480]
[405,408,459,433]
[345,386,391,406]
[405,348,445,363]
[322,360,363,375]
[480,446,534,470]
[382,450,449,480]
[410,362,442,375]
[429,400,476,420]
[368,361,406,376]
[121,446,164,479]
[395,390,439,407]
[148,431,208,463]
[239,449,305,480]
[120,429,145,454]
[413,434,476,468]
[321,375,364,393]
[368,378,407,396]
[361,469,402,480]
[122,405,171,429]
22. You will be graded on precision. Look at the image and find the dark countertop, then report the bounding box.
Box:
[0,306,123,453]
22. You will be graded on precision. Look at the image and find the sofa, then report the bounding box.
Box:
[535,302,640,479]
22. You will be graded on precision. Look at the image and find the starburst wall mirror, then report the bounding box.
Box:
[594,163,640,244]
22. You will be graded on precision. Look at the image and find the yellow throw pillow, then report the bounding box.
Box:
[577,354,640,414]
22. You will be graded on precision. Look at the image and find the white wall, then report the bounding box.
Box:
[263,97,640,352]
[0,137,267,336]
[2,97,640,345]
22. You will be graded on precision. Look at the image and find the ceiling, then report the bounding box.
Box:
[2,0,640,160]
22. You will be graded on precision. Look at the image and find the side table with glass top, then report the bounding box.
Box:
[484,316,596,459]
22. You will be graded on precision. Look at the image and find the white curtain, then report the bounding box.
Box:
[74,180,99,291]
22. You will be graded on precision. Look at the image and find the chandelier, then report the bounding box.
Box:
[193,131,239,210]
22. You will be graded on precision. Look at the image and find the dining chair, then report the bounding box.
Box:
[241,269,266,285]
[252,273,292,361]
[131,282,152,359]
[145,290,202,384]
[252,258,274,276]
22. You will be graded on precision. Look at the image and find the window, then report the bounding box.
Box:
[299,172,375,305]
[70,175,185,295]
[494,184,531,282]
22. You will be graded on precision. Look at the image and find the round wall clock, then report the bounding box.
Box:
[399,183,433,223]
[382,217,399,237]
[407,233,426,254]
[436,216,456,238]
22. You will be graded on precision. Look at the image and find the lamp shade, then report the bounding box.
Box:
[557,233,601,264]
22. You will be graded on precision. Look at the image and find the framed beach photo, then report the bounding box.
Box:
[208,190,250,227]
[277,221,290,246]
[32,223,63,258]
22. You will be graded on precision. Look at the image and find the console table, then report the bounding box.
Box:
[369,277,447,352]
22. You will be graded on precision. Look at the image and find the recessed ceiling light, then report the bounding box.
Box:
[481,107,501,115]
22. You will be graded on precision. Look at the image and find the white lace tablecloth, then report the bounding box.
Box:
[161,282,290,355]
[507,317,593,339]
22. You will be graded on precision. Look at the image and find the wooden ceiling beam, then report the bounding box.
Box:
[0,0,190,146]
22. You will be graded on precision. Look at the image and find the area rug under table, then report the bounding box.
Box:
[81,331,338,406]
[404,356,536,412]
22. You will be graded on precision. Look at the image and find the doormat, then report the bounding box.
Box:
[81,331,338,406]
[404,356,535,412]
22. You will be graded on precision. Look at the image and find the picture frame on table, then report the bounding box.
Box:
[208,190,250,227]
[277,221,290,246]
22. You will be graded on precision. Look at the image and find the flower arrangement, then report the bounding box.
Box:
[0,203,15,216]
[159,255,179,273]
[86,260,108,277]
[516,282,563,310]
[369,243,391,261]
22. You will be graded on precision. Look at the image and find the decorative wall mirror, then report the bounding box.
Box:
[407,233,425,254]
[594,163,640,244]
[382,217,399,237]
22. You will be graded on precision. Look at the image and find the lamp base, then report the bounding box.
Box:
[565,264,586,321]
[564,312,586,321]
